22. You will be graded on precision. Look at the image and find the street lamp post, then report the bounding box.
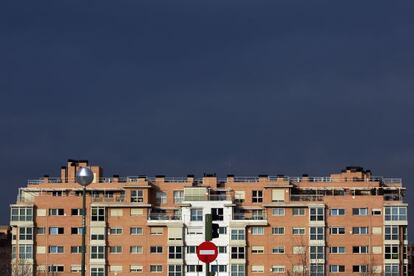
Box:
[76,167,94,276]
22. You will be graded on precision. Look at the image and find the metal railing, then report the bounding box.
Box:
[232,213,267,220]
[148,213,182,221]
[183,194,232,201]
[290,195,324,201]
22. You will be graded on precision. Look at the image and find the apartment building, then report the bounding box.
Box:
[10,160,408,275]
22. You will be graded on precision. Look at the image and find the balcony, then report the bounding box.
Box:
[91,196,125,203]
[290,195,324,202]
[183,194,232,201]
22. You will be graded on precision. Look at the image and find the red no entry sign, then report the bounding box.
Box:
[196,241,218,263]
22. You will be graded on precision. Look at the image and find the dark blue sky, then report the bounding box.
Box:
[1,1,413,235]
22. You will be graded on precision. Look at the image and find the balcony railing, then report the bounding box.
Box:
[148,213,182,221]
[232,213,267,220]
[290,195,324,202]
[183,194,232,201]
[91,196,125,203]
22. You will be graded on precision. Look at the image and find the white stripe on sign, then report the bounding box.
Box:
[200,250,215,255]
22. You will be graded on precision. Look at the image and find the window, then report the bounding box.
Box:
[251,227,264,235]
[156,192,167,204]
[272,227,284,235]
[212,265,227,273]
[90,246,105,259]
[130,265,143,272]
[231,247,245,259]
[168,265,182,276]
[385,206,407,221]
[71,208,84,216]
[130,227,143,235]
[231,229,245,240]
[251,246,264,254]
[49,227,64,235]
[49,246,64,253]
[385,245,399,259]
[252,190,263,203]
[271,266,285,273]
[71,246,82,253]
[310,227,324,240]
[91,234,104,240]
[130,246,143,254]
[329,265,345,272]
[252,209,264,219]
[310,207,324,221]
[109,227,123,235]
[352,208,368,216]
[71,227,83,235]
[71,265,82,272]
[385,264,399,276]
[310,264,324,276]
[330,208,345,216]
[150,265,163,273]
[187,265,202,272]
[292,228,305,235]
[131,190,144,202]
[272,208,285,216]
[372,208,382,215]
[330,227,345,235]
[49,265,64,273]
[218,227,227,234]
[218,246,227,253]
[19,245,33,259]
[212,208,224,221]
[168,246,182,259]
[49,208,64,216]
[352,226,368,235]
[353,265,368,273]
[187,246,196,253]
[10,207,33,221]
[150,227,163,235]
[231,264,245,276]
[293,246,305,254]
[329,246,345,254]
[91,267,104,276]
[352,246,368,254]
[110,246,122,253]
[251,265,264,273]
[272,246,284,254]
[190,208,203,221]
[150,246,163,254]
[91,207,105,221]
[36,227,45,235]
[173,191,184,203]
[19,227,33,240]
[385,225,399,240]
[310,246,324,259]
[293,208,305,216]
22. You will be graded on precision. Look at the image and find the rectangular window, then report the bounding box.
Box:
[48,246,64,254]
[293,208,305,216]
[231,264,245,276]
[272,227,284,235]
[252,265,265,273]
[385,245,399,259]
[190,208,203,221]
[272,246,285,254]
[251,227,264,235]
[187,246,196,253]
[19,245,33,259]
[150,227,163,235]
[251,246,264,254]
[49,265,64,273]
[235,191,245,203]
[91,207,105,221]
[130,227,143,235]
[352,208,368,216]
[109,227,123,235]
[271,265,285,273]
[130,265,143,272]
[130,246,143,254]
[218,227,227,235]
[211,265,227,273]
[187,265,203,272]
[168,246,182,259]
[91,234,105,240]
[71,208,84,216]
[292,227,305,235]
[272,208,285,216]
[329,246,345,254]
[310,246,324,259]
[329,265,345,272]
[330,227,345,235]
[385,206,407,221]
[330,208,345,216]
[71,227,84,235]
[231,247,245,259]
[49,227,64,235]
[173,191,184,203]
[352,226,368,235]
[310,207,324,221]
[150,265,163,273]
[49,208,64,216]
[156,192,167,204]
[10,207,33,221]
[36,227,45,235]
[353,265,368,273]
[218,246,227,253]
[90,246,105,259]
[131,190,144,202]
[212,208,224,221]
[150,246,163,254]
[71,246,82,253]
[231,229,245,240]
[310,264,324,276]
[110,246,122,253]
[385,264,399,276]
[252,190,263,203]
[168,265,182,276]
[385,225,399,240]
[19,227,33,240]
[310,227,324,240]
[352,246,369,254]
